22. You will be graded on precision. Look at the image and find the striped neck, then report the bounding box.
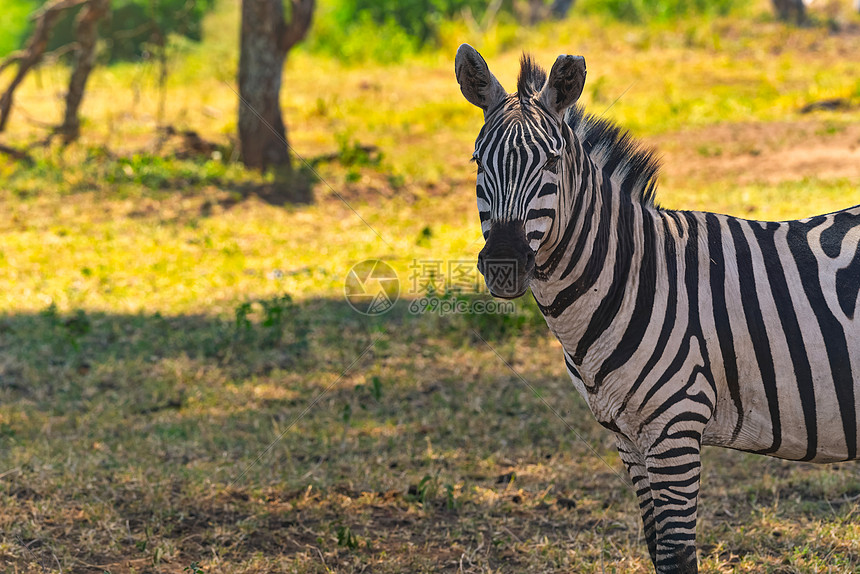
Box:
[530,132,659,384]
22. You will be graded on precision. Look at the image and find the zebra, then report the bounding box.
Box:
[455,43,860,573]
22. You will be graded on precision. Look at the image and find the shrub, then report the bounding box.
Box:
[0,0,38,57]
[309,0,492,63]
[0,0,215,61]
[309,0,745,63]
[579,0,741,21]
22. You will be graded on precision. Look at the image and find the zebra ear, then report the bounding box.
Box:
[455,44,507,117]
[539,54,586,117]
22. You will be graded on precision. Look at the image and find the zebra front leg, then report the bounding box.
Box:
[645,431,702,574]
[615,435,657,566]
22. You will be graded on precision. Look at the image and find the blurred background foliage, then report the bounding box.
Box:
[1,0,748,64]
[300,0,745,62]
[1,0,215,62]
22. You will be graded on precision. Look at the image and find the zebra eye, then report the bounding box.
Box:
[543,155,560,174]
[471,156,484,174]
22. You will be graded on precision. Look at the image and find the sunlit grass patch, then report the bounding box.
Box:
[661,177,860,221]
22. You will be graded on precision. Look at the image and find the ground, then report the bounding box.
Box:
[1,1,860,572]
[654,120,860,188]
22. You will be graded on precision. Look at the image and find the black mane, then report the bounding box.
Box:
[517,54,547,100]
[566,106,661,208]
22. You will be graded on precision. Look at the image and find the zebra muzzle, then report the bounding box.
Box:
[477,220,535,299]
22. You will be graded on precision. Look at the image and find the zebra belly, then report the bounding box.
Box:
[704,385,860,463]
[701,314,860,463]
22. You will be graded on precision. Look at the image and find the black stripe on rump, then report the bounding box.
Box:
[750,221,818,461]
[727,217,782,455]
[836,244,860,320]
[705,214,744,441]
[820,210,860,258]
[788,218,857,460]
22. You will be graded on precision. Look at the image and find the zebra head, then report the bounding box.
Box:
[455,44,586,299]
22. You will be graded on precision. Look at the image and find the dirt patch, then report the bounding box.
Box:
[648,119,860,185]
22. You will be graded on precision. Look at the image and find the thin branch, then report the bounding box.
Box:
[0,0,89,132]
[42,42,80,65]
[482,0,504,28]
[280,0,315,53]
[0,51,27,75]
[112,20,154,40]
[0,143,33,165]
[58,0,110,144]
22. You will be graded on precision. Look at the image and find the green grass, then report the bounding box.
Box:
[661,177,860,220]
[1,0,860,572]
[0,0,36,56]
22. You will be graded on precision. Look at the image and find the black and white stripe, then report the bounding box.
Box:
[455,44,860,574]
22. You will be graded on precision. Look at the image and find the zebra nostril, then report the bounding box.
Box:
[477,252,485,274]
[524,250,535,273]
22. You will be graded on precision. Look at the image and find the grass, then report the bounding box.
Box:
[1,0,860,572]
[2,302,860,572]
[0,0,36,57]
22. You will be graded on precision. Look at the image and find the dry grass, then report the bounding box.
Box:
[2,305,860,573]
[1,0,860,572]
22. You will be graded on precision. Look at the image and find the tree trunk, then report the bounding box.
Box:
[517,0,575,24]
[238,0,314,172]
[0,0,87,133]
[238,0,288,171]
[772,0,809,23]
[550,0,575,19]
[59,0,110,144]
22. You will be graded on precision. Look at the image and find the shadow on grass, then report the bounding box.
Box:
[0,293,545,384]
[0,296,567,499]
[0,293,608,572]
[0,143,381,211]
[0,292,561,492]
[0,293,550,444]
[223,163,317,207]
[2,297,860,572]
